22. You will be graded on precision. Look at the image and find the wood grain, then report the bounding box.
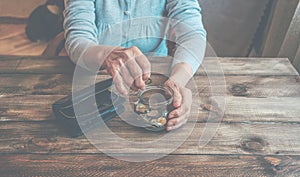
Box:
[0,120,300,155]
[2,154,299,177]
[0,56,298,76]
[0,24,47,56]
[1,95,300,122]
[0,74,112,96]
[0,55,299,176]
[199,57,299,76]
[0,56,74,74]
[0,74,300,97]
[195,75,300,97]
[0,17,27,24]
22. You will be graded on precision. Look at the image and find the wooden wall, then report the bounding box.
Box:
[261,0,300,73]
[293,48,300,72]
[261,0,299,57]
[200,0,269,57]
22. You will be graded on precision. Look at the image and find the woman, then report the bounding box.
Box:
[64,0,207,131]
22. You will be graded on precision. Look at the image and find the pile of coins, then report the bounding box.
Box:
[134,85,173,131]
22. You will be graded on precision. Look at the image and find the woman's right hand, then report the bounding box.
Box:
[103,46,151,95]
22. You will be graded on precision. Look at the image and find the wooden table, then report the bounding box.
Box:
[0,55,300,176]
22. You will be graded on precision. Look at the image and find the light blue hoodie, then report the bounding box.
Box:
[64,0,206,73]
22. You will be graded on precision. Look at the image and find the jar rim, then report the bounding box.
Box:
[137,85,174,107]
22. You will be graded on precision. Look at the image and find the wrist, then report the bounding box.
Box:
[170,62,193,87]
[83,45,118,71]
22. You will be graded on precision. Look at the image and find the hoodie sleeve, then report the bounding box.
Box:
[166,0,207,74]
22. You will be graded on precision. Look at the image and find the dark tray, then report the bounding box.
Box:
[52,78,125,137]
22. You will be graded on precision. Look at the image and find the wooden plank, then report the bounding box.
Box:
[1,74,300,97]
[0,120,300,155]
[220,96,300,122]
[1,154,299,177]
[195,75,300,97]
[0,24,27,40]
[0,74,112,96]
[0,56,298,76]
[0,74,72,95]
[0,24,48,56]
[0,95,61,121]
[199,57,299,76]
[0,17,27,24]
[261,0,299,57]
[278,1,300,64]
[1,95,300,122]
[0,56,74,74]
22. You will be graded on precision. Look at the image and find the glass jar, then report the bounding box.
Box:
[134,85,174,131]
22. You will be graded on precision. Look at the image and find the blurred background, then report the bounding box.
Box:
[0,0,299,71]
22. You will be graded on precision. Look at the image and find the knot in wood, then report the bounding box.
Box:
[245,141,263,150]
[240,136,268,153]
[230,84,248,96]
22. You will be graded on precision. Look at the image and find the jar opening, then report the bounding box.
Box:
[138,86,173,108]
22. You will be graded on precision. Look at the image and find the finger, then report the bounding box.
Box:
[167,113,186,126]
[166,88,192,131]
[118,59,135,89]
[168,88,192,118]
[164,80,181,108]
[166,117,188,131]
[122,46,146,89]
[125,59,145,89]
[165,79,182,108]
[168,107,182,119]
[113,71,128,95]
[173,86,182,108]
[135,54,151,81]
[168,104,189,119]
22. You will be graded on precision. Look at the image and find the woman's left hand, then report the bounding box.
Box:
[164,79,192,131]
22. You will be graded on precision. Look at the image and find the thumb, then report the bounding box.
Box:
[165,79,182,108]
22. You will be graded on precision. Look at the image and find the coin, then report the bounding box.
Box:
[145,78,152,85]
[157,117,167,126]
[135,103,149,113]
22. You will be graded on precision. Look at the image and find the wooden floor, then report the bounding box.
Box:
[0,23,48,56]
